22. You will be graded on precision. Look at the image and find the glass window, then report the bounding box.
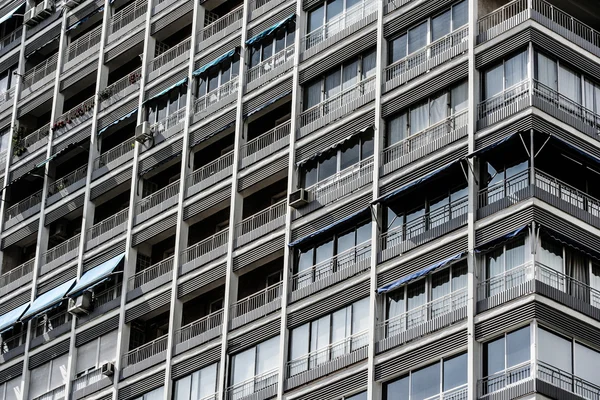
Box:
[484,64,504,100]
[538,328,572,373]
[76,340,97,374]
[408,22,427,54]
[362,50,377,79]
[290,323,310,361]
[506,326,530,368]
[431,10,451,42]
[325,69,342,98]
[429,93,447,125]
[351,297,369,334]
[343,60,359,90]
[331,306,351,344]
[385,375,409,400]
[99,331,118,365]
[411,363,440,400]
[29,363,50,399]
[49,354,68,391]
[443,353,467,391]
[340,142,360,171]
[558,64,581,103]
[232,347,256,385]
[304,81,321,110]
[574,342,600,387]
[505,51,528,89]
[390,34,407,63]
[451,82,468,113]
[451,1,468,29]
[326,0,343,22]
[410,102,428,134]
[536,52,557,91]
[387,113,408,145]
[256,336,279,374]
[539,238,563,273]
[2,378,20,400]
[308,5,324,33]
[318,154,337,181]
[484,336,505,376]
[346,392,367,400]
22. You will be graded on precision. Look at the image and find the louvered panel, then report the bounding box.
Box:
[131,213,177,246]
[295,370,367,400]
[29,339,70,369]
[151,0,192,34]
[288,281,369,328]
[195,38,240,70]
[18,87,53,116]
[52,126,91,155]
[171,345,221,379]
[243,78,292,116]
[0,292,29,315]
[118,370,166,400]
[190,109,236,147]
[383,0,456,37]
[125,290,171,322]
[98,98,138,130]
[382,62,468,117]
[475,207,534,247]
[60,61,97,90]
[178,262,226,297]
[25,16,61,53]
[248,7,295,38]
[45,193,84,225]
[299,31,376,84]
[233,235,284,271]
[9,152,44,182]
[475,29,531,69]
[67,0,103,26]
[228,319,280,353]
[138,138,183,175]
[238,155,288,191]
[1,218,39,249]
[531,116,600,160]
[0,50,18,74]
[183,187,230,220]
[291,194,370,241]
[534,207,600,254]
[90,167,132,200]
[475,115,533,151]
[105,30,145,62]
[0,361,22,384]
[374,330,467,380]
[96,394,112,400]
[145,69,187,100]
[0,1,21,19]
[0,115,10,131]
[83,241,126,272]
[475,302,535,341]
[75,316,119,346]
[38,266,77,294]
[296,110,374,162]
[536,302,600,349]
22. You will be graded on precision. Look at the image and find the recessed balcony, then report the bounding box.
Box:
[197,5,243,52]
[127,255,174,293]
[150,106,187,143]
[193,76,238,122]
[245,45,294,92]
[4,189,43,228]
[93,137,136,174]
[134,179,179,224]
[41,234,80,274]
[99,67,142,109]
[148,37,191,81]
[85,208,129,250]
[174,309,224,353]
[0,259,34,295]
[33,309,72,338]
[0,86,15,113]
[22,54,58,96]
[121,333,168,373]
[230,282,282,329]
[108,0,147,43]
[64,25,102,71]
[17,123,50,156]
[180,229,229,274]
[186,150,233,198]
[235,199,286,248]
[47,165,88,203]
[51,96,95,138]
[240,120,290,169]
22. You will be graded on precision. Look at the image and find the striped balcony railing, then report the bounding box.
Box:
[47,165,88,197]
[193,77,238,119]
[175,309,223,346]
[235,199,287,247]
[150,106,186,139]
[65,25,102,65]
[246,45,294,91]
[299,75,376,137]
[384,25,468,92]
[180,229,229,272]
[226,369,278,400]
[43,234,80,267]
[121,334,168,367]
[240,121,290,168]
[135,180,179,222]
[537,361,600,399]
[20,123,50,153]
[186,150,234,197]
[94,137,136,170]
[479,362,532,397]
[32,385,65,400]
[0,29,20,52]
[198,5,243,50]
[35,309,72,337]
[128,256,174,290]
[382,110,468,175]
[384,0,417,14]
[72,366,105,393]
[230,283,282,328]
[0,86,15,110]
[52,95,96,137]
[99,68,142,109]
[477,169,530,218]
[109,0,147,40]
[149,37,191,74]
[5,190,42,223]
[0,330,27,354]
[86,208,128,247]
[94,284,122,307]
[23,53,58,90]
[0,259,34,289]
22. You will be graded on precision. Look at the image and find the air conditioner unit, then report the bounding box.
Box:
[289,189,309,209]
[101,362,114,376]
[23,8,35,26]
[135,122,153,144]
[63,0,82,9]
[68,291,92,316]
[39,0,55,17]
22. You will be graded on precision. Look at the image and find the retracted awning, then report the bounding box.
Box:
[244,90,291,119]
[467,133,518,158]
[67,5,103,31]
[0,2,25,25]
[548,134,600,166]
[297,126,373,167]
[143,78,188,104]
[377,252,465,294]
[0,303,29,334]
[246,14,295,46]
[474,225,527,253]
[193,49,236,77]
[288,207,370,247]
[98,109,137,136]
[36,153,57,168]
[20,278,76,321]
[67,254,124,297]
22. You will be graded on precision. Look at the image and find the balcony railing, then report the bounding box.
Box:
[379,195,468,262]
[0,259,34,289]
[246,45,294,90]
[479,362,531,397]
[186,150,233,196]
[235,199,287,247]
[99,68,142,108]
[477,170,530,218]
[537,361,600,400]
[52,96,96,137]
[175,309,223,345]
[47,165,88,196]
[226,369,278,400]
[72,366,105,393]
[87,208,128,243]
[240,121,290,168]
[32,385,65,400]
[5,190,42,222]
[150,106,186,138]
[135,180,179,220]
[128,256,174,290]
[20,123,50,153]
[230,282,282,322]
[180,229,229,271]
[23,53,58,90]
[384,0,416,14]
[94,284,122,307]
[122,334,168,367]
[194,77,238,117]
[199,5,243,46]
[109,0,147,37]
[299,75,376,136]
[0,29,20,52]
[382,111,468,175]
[43,234,80,266]
[65,25,102,64]
[35,310,72,337]
[0,330,27,354]
[94,137,136,170]
[149,37,191,73]
[0,86,15,109]
[384,25,468,92]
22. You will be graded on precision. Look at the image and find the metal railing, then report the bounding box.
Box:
[0,86,15,108]
[47,165,88,196]
[478,362,531,397]
[187,150,233,188]
[0,29,20,51]
[235,199,287,238]
[5,190,43,221]
[110,0,147,34]
[246,45,294,84]
[200,5,243,41]
[478,170,530,210]
[537,361,600,399]
[0,330,27,354]
[23,53,59,89]
[194,77,238,114]
[0,259,35,288]
[477,80,530,122]
[230,282,282,319]
[287,330,368,377]
[43,234,80,265]
[535,168,600,215]
[128,256,174,290]
[72,367,105,393]
[226,369,278,400]
[149,37,191,72]
[423,385,468,400]
[94,284,122,307]
[35,310,72,337]
[99,67,142,105]
[65,25,102,63]
[32,385,65,400]
[151,106,186,138]
[87,209,129,241]
[240,121,290,168]
[21,123,50,150]
[94,137,136,169]
[181,229,229,265]
[121,334,168,367]
[384,0,415,14]
[303,0,377,50]
[136,180,180,215]
[52,95,96,136]
[533,80,600,129]
[175,309,224,344]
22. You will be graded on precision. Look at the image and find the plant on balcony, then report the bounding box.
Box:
[98,87,113,101]
[11,125,26,156]
[51,100,95,132]
[128,71,142,85]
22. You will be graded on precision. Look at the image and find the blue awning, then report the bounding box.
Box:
[193,49,236,77]
[244,90,291,119]
[67,254,124,297]
[98,109,137,136]
[143,78,188,104]
[467,133,518,158]
[36,153,57,168]
[377,252,465,294]
[67,5,103,31]
[289,207,370,247]
[549,134,600,166]
[0,2,25,25]
[297,125,373,166]
[246,14,295,46]
[21,279,76,321]
[0,303,29,334]
[474,225,528,253]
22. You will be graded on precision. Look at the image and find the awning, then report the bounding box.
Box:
[474,225,528,253]
[0,2,25,25]
[193,49,236,77]
[20,279,76,321]
[67,5,103,31]
[289,207,370,247]
[67,254,124,297]
[297,126,373,167]
[467,133,518,158]
[0,303,29,334]
[244,90,291,119]
[26,33,60,58]
[377,252,465,294]
[98,109,137,136]
[548,134,600,166]
[36,153,57,168]
[143,78,187,104]
[246,14,295,46]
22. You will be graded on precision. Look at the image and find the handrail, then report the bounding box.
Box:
[306,156,374,200]
[0,259,35,288]
[52,95,96,135]
[0,86,15,108]
[0,29,20,51]
[246,45,294,84]
[0,330,27,354]
[94,283,122,307]
[200,4,243,41]
[35,309,72,336]
[478,361,532,397]
[32,385,65,400]
[194,76,238,114]
[175,309,224,343]
[72,366,104,393]
[226,368,278,399]
[150,106,186,136]
[127,256,174,289]
[110,0,147,34]
[5,190,43,221]
[43,234,80,264]
[537,361,600,399]
[23,53,59,88]
[241,120,290,163]
[21,123,50,149]
[478,169,529,206]
[87,208,129,240]
[94,137,136,169]
[47,165,88,196]
[65,25,102,62]
[187,150,233,187]
[149,37,191,71]
[230,282,282,319]
[122,334,168,367]
[136,179,180,214]
[181,229,229,264]
[99,67,142,103]
[236,199,287,237]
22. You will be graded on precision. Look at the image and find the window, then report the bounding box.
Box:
[197,57,240,98]
[29,355,68,399]
[174,363,218,400]
[249,23,296,68]
[0,66,16,94]
[0,378,21,400]
[75,331,118,377]
[483,238,526,297]
[230,336,280,390]
[482,326,530,394]
[481,158,528,204]
[306,0,366,42]
[383,353,467,400]
[483,50,528,100]
[147,87,187,125]
[133,387,164,400]
[343,392,367,400]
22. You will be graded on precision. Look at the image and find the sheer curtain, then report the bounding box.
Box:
[410,103,428,135]
[536,52,557,91]
[387,113,407,146]
[565,250,589,302]
[504,50,528,89]
[558,64,581,105]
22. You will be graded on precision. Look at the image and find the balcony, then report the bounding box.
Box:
[230,282,282,329]
[17,123,50,156]
[150,106,186,142]
[377,288,467,353]
[0,29,21,54]
[291,241,371,302]
[477,169,530,219]
[127,256,174,295]
[286,331,368,389]
[180,229,229,274]
[235,199,286,248]
[4,190,43,228]
[379,195,468,263]
[148,37,191,81]
[226,369,278,400]
[135,180,179,224]
[32,385,65,400]
[64,25,102,70]
[85,209,128,250]
[0,86,15,113]
[477,0,600,58]
[384,0,417,14]
[382,111,468,175]
[0,330,27,358]
[34,309,72,338]
[108,0,147,43]
[384,25,468,93]
[72,365,113,398]
[121,334,168,376]
[245,45,294,92]
[93,137,136,176]
[47,165,88,204]
[0,259,34,296]
[186,150,233,198]
[240,121,290,169]
[298,75,376,137]
[174,310,223,354]
[22,54,58,95]
[99,68,142,109]
[193,77,238,122]
[301,0,377,59]
[52,95,95,138]
[197,5,243,52]
[249,0,286,20]
[41,234,80,274]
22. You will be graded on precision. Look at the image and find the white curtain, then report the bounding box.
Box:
[484,64,503,100]
[362,50,377,79]
[429,93,447,125]
[558,64,581,103]
[410,103,428,135]
[387,113,407,146]
[536,52,557,91]
[504,50,528,89]
[451,82,468,113]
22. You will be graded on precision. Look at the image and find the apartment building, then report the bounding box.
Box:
[0,0,599,398]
